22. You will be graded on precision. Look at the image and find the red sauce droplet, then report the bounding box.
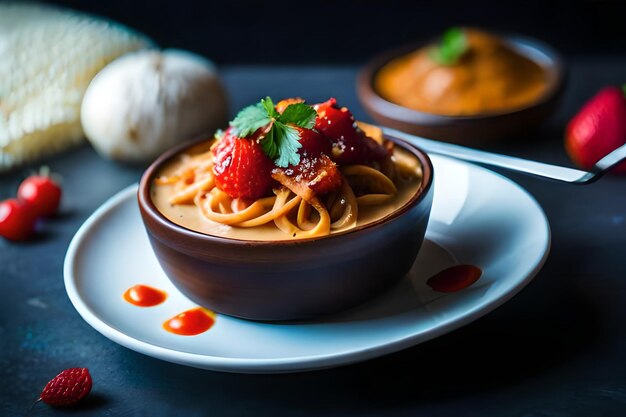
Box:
[163,307,216,336]
[427,265,482,293]
[123,285,167,307]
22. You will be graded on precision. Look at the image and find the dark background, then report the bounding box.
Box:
[2,1,626,416]
[47,0,626,64]
[3,65,626,417]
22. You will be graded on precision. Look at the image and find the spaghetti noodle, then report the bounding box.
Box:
[154,124,422,240]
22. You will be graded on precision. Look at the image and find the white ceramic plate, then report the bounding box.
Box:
[64,155,550,373]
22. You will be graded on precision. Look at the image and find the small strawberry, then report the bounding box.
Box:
[565,85,626,173]
[314,98,389,166]
[39,368,92,407]
[272,127,341,199]
[18,171,62,218]
[213,128,276,200]
[0,198,37,241]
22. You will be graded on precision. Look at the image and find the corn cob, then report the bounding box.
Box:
[0,3,154,171]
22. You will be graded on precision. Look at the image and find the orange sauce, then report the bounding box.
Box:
[427,265,482,293]
[163,307,216,336]
[123,285,167,307]
[375,29,548,115]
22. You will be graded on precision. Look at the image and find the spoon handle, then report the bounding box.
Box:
[382,127,592,184]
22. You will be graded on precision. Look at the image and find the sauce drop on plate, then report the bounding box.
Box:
[163,307,216,336]
[427,265,482,293]
[123,284,167,307]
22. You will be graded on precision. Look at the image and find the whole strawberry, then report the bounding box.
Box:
[565,85,626,173]
[0,198,37,241]
[314,98,389,166]
[39,368,92,407]
[213,128,275,200]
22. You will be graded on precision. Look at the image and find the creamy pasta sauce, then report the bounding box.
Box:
[152,147,423,241]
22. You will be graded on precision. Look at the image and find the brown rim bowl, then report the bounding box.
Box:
[137,135,434,321]
[357,34,567,144]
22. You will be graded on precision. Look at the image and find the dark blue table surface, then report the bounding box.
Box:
[2,62,626,416]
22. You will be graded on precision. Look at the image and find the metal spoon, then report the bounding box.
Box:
[383,127,626,184]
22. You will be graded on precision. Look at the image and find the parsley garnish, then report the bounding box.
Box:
[429,27,468,66]
[229,97,317,167]
[230,103,272,137]
[214,129,225,140]
[280,103,317,128]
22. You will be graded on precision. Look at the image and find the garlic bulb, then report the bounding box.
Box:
[81,49,228,162]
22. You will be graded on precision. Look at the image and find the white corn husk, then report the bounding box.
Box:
[0,3,154,171]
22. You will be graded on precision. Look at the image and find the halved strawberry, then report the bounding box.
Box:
[314,98,389,165]
[272,127,341,200]
[213,128,275,200]
[565,86,626,173]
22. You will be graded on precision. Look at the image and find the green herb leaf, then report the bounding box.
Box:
[261,96,279,118]
[229,102,271,137]
[429,27,468,66]
[271,122,302,168]
[260,124,279,160]
[228,97,318,167]
[214,129,225,140]
[280,103,317,128]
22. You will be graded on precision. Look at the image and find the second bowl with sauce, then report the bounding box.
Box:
[357,28,566,143]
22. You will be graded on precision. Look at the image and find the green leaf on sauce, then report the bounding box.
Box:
[429,27,468,66]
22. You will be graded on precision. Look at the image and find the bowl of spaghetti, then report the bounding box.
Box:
[138,97,434,321]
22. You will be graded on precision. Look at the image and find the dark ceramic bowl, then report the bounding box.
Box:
[357,35,566,144]
[138,135,434,321]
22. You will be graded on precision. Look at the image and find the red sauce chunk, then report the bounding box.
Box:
[163,307,216,336]
[123,284,167,307]
[427,265,482,293]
